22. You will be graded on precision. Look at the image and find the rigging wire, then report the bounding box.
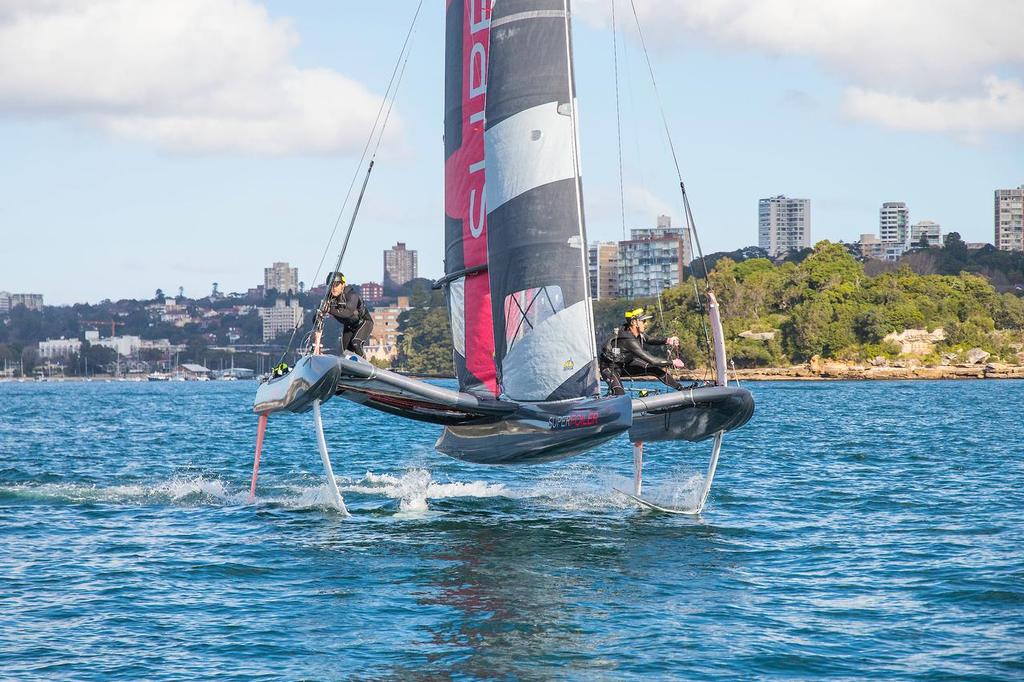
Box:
[276,0,423,363]
[310,18,418,348]
[620,15,649,209]
[626,0,714,369]
[611,0,626,242]
[309,0,424,292]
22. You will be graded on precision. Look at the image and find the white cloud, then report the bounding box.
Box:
[578,0,1024,138]
[0,0,394,155]
[624,184,675,222]
[844,76,1024,139]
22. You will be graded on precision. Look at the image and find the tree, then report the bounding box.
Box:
[21,346,38,374]
[85,344,117,371]
[396,306,453,375]
[940,232,969,273]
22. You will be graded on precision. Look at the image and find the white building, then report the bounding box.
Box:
[910,220,942,248]
[259,299,304,342]
[880,202,910,246]
[617,217,687,299]
[995,185,1024,252]
[759,196,811,258]
[264,262,299,295]
[882,243,910,261]
[94,335,142,357]
[38,337,82,359]
[139,338,180,354]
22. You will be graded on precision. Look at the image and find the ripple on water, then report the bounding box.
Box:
[0,379,1022,679]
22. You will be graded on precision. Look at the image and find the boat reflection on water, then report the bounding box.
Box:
[386,514,727,677]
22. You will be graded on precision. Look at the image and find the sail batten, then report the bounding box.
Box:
[485,0,598,402]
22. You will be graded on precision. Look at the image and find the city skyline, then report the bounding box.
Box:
[1,190,1017,306]
[1,1,1021,305]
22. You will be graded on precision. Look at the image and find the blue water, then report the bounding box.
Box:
[1,380,1022,680]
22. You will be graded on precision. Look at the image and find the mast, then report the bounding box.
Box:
[443,0,498,397]
[483,0,598,402]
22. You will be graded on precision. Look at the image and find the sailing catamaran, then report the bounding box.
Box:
[250,0,753,514]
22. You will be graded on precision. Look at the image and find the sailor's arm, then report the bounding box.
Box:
[626,337,672,369]
[644,335,680,347]
[328,297,359,322]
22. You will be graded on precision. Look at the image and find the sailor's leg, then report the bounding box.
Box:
[340,329,354,355]
[600,365,625,396]
[652,366,684,391]
[349,318,373,357]
[312,399,349,515]
[248,413,268,502]
[633,441,644,496]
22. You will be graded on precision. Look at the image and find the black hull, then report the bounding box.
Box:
[436,395,633,464]
[253,355,755,464]
[629,386,755,443]
[253,355,340,415]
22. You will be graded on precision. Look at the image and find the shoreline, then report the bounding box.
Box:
[679,362,1024,381]
[6,362,1024,384]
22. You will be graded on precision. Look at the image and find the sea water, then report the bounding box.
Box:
[0,380,1021,680]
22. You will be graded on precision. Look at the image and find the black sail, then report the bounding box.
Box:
[484,0,598,402]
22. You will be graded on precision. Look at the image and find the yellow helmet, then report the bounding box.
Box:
[624,307,653,322]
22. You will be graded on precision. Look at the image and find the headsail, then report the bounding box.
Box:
[443,0,498,397]
[484,0,598,402]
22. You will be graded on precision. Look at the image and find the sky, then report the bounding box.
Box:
[1,0,1022,305]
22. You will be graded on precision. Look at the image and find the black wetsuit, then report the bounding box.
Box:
[327,285,373,357]
[599,326,683,396]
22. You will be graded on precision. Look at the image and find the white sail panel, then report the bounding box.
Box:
[500,299,595,401]
[485,101,576,212]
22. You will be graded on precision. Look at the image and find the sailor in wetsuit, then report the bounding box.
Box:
[599,307,685,396]
[324,272,373,357]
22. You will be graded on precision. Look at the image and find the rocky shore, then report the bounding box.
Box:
[678,356,1024,381]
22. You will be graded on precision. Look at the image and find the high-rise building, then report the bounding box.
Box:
[617,217,687,299]
[258,299,304,342]
[587,242,619,300]
[759,196,811,258]
[264,262,299,295]
[910,220,942,248]
[1,292,43,313]
[995,185,1024,252]
[879,202,910,245]
[383,242,418,287]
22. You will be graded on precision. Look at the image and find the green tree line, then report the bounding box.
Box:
[392,240,1024,375]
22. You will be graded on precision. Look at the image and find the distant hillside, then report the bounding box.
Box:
[391,240,1024,375]
[660,241,1024,368]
